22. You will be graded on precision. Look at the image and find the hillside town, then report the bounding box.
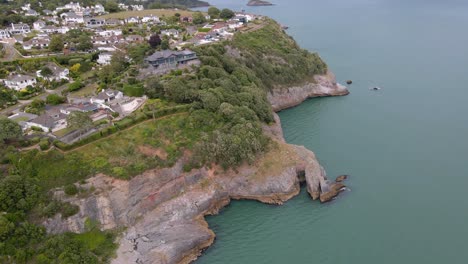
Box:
[0,2,262,145]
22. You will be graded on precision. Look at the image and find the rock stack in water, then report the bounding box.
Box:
[317,175,348,203]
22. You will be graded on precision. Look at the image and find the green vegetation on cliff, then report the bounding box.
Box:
[232,20,327,87]
[0,19,328,263]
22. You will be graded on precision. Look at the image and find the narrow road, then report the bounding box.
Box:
[0,41,22,61]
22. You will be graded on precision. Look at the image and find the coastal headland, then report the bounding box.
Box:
[1,10,348,263]
[247,0,274,6]
[44,71,348,263]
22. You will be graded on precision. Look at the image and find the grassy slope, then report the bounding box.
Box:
[16,113,219,191]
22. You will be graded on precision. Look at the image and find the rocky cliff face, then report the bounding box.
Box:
[43,73,349,264]
[268,71,349,112]
[43,135,338,264]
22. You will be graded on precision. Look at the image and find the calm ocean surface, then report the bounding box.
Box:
[195,0,468,263]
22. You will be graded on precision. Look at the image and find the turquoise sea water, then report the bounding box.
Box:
[195,1,468,263]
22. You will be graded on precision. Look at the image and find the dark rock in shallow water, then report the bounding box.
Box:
[346,80,353,85]
[320,183,346,203]
[335,175,348,182]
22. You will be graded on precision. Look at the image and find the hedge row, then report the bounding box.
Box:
[53,105,190,151]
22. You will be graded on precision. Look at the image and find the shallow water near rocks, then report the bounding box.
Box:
[195,0,468,263]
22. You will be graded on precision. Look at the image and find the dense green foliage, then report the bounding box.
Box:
[0,171,117,263]
[232,19,328,88]
[49,35,65,52]
[192,11,207,25]
[65,30,94,52]
[24,99,46,115]
[0,86,17,109]
[220,8,235,19]
[0,118,22,142]
[67,111,93,140]
[208,7,220,18]
[46,94,66,105]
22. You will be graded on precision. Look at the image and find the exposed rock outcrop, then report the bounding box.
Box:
[336,174,348,182]
[268,71,349,112]
[44,138,333,264]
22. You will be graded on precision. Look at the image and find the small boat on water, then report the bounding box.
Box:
[281,25,289,30]
[370,87,381,91]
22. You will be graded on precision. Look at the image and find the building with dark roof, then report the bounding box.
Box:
[144,50,197,68]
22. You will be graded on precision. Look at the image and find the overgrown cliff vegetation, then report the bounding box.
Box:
[0,19,327,263]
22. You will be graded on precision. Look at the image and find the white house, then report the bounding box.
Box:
[235,13,255,22]
[142,15,160,23]
[0,30,10,39]
[21,3,31,11]
[36,63,70,81]
[56,2,82,12]
[25,9,39,16]
[4,74,37,91]
[61,12,84,24]
[97,46,116,52]
[161,29,180,38]
[125,17,140,24]
[97,29,122,37]
[118,3,129,10]
[131,5,144,11]
[33,20,46,30]
[92,4,105,14]
[8,23,31,35]
[27,108,68,132]
[40,25,69,34]
[97,52,113,65]
[227,21,244,30]
[23,34,50,50]
[91,89,123,105]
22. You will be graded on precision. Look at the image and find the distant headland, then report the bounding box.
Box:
[247,0,274,6]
